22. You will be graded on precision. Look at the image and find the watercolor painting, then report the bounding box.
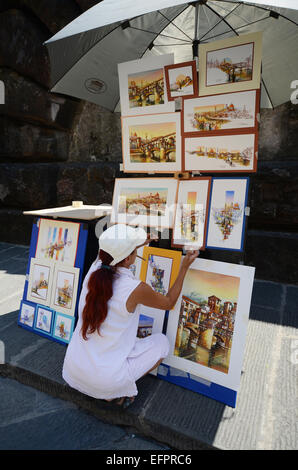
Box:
[51,264,80,316]
[206,177,249,251]
[34,305,54,335]
[183,90,257,135]
[118,187,168,217]
[165,61,198,101]
[206,43,253,86]
[19,301,35,328]
[163,257,255,393]
[27,258,54,306]
[118,54,175,116]
[184,133,256,172]
[122,112,182,173]
[35,218,80,266]
[53,312,75,344]
[137,314,154,338]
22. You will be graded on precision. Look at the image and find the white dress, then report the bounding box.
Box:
[62,258,169,400]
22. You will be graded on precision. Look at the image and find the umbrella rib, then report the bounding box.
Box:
[205,3,239,36]
[261,77,275,109]
[219,0,298,27]
[201,15,270,42]
[199,3,241,42]
[129,26,191,43]
[157,10,193,41]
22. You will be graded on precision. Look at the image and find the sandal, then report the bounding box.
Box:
[103,396,135,408]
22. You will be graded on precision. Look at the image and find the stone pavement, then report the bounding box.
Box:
[0,242,297,450]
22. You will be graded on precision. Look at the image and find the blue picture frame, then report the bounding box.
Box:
[52,311,75,345]
[18,300,36,331]
[205,176,250,252]
[33,304,55,337]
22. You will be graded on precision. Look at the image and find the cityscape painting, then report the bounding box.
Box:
[50,264,80,316]
[111,178,178,228]
[122,113,182,173]
[163,257,255,393]
[206,177,249,251]
[184,133,257,173]
[118,53,175,116]
[164,60,198,101]
[182,90,258,136]
[198,32,263,96]
[27,257,54,306]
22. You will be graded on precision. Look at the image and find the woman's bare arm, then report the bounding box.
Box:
[126,250,199,313]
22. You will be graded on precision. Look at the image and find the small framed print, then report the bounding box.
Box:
[206,177,249,252]
[182,89,260,137]
[199,32,263,96]
[118,53,175,116]
[52,312,75,344]
[27,257,54,306]
[164,60,198,101]
[111,178,178,229]
[183,132,257,173]
[172,178,211,250]
[18,300,36,329]
[51,264,80,316]
[34,305,54,336]
[121,112,182,173]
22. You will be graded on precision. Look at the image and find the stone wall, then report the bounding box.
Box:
[0,1,297,284]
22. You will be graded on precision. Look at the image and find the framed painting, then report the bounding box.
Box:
[199,32,263,96]
[35,218,80,266]
[118,53,175,116]
[34,304,55,336]
[27,257,54,306]
[121,112,182,173]
[164,60,198,101]
[163,257,255,398]
[206,177,249,252]
[52,312,75,344]
[182,89,259,137]
[172,177,211,250]
[18,300,36,330]
[111,178,178,229]
[183,132,257,173]
[50,263,80,316]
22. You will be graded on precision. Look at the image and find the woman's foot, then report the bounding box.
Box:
[104,396,135,407]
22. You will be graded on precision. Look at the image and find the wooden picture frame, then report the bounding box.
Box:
[199,32,263,97]
[27,257,54,306]
[121,112,182,173]
[183,132,258,173]
[118,53,175,116]
[111,178,178,229]
[172,177,212,250]
[164,60,198,101]
[182,89,260,137]
[50,263,80,317]
[206,176,250,252]
[163,257,255,395]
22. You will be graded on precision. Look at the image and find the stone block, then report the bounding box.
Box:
[0,117,70,162]
[0,209,34,245]
[0,68,81,131]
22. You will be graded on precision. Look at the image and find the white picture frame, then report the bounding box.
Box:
[163,257,255,392]
[111,178,178,229]
[121,112,182,173]
[27,257,54,306]
[50,263,80,317]
[118,53,175,116]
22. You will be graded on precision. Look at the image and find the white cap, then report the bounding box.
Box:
[99,224,147,266]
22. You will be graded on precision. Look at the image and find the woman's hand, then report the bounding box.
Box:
[181,248,200,271]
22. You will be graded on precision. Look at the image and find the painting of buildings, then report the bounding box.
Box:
[212,190,243,241]
[206,42,254,86]
[118,187,168,217]
[129,122,176,164]
[128,68,164,109]
[174,268,240,374]
[137,314,154,338]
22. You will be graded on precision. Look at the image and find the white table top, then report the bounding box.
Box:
[23,204,112,221]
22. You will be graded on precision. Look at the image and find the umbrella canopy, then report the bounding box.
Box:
[44,0,298,110]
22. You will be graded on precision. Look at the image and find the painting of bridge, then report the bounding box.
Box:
[206,42,253,86]
[129,121,176,164]
[118,187,168,216]
[128,68,164,109]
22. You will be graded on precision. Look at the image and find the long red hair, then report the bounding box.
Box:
[81,249,119,340]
